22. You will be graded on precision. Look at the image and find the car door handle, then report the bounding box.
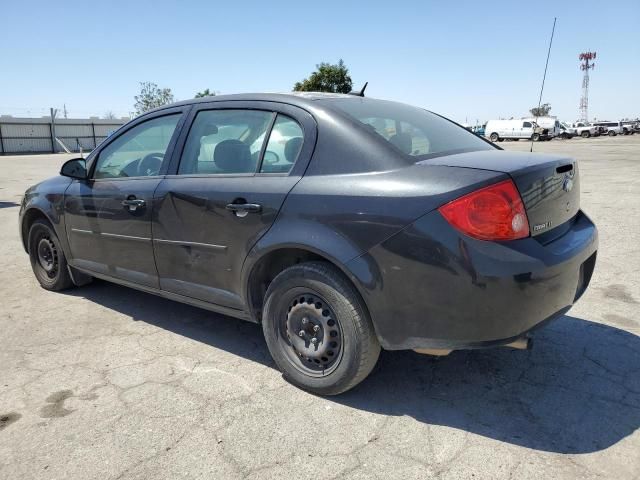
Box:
[122,198,146,211]
[226,202,262,216]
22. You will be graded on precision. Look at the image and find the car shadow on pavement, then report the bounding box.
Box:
[70,281,639,455]
[0,201,20,209]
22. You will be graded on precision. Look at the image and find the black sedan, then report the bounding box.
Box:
[19,93,598,394]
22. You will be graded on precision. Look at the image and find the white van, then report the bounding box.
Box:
[484,119,551,142]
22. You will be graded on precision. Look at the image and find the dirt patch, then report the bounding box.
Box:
[39,390,75,418]
[603,313,638,329]
[602,284,638,304]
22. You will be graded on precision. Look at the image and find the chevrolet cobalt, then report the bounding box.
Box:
[20,93,597,394]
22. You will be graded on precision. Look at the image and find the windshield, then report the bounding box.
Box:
[320,98,494,160]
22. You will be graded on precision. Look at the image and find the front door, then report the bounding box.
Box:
[153,106,312,309]
[64,112,184,288]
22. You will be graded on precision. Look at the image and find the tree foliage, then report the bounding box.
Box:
[134,82,175,115]
[195,88,216,98]
[293,60,353,93]
[529,103,552,117]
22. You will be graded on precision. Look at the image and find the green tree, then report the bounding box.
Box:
[195,88,216,98]
[529,103,552,117]
[293,60,353,93]
[134,82,175,115]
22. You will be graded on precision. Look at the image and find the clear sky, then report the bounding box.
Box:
[2,0,638,123]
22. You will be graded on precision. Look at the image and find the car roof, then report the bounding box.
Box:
[147,92,357,115]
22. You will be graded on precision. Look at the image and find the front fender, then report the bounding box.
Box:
[19,176,72,256]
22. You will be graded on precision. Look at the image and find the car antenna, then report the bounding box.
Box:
[348,82,368,97]
[530,17,556,153]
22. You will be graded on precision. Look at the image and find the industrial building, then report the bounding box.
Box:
[0,116,128,154]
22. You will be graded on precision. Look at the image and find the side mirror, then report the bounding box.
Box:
[60,158,87,180]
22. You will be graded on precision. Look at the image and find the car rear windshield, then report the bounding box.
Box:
[320,98,494,160]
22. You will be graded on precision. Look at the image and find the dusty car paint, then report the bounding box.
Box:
[20,93,597,351]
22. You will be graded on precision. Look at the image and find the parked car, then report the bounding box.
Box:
[593,121,623,136]
[485,119,551,142]
[557,123,577,139]
[471,124,485,137]
[621,121,638,135]
[569,122,599,138]
[19,93,598,395]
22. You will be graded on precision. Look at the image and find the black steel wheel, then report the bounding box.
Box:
[262,262,380,395]
[279,290,343,377]
[28,219,73,291]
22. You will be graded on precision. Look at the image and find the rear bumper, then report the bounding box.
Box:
[347,210,598,350]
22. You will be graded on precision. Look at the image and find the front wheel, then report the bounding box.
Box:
[608,131,616,136]
[581,131,590,138]
[28,219,74,291]
[532,133,540,142]
[262,262,380,395]
[489,132,499,142]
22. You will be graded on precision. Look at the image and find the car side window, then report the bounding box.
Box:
[260,115,304,174]
[523,122,532,128]
[178,109,273,175]
[93,114,181,179]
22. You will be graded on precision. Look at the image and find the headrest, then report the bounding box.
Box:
[389,133,412,154]
[284,137,303,163]
[214,139,253,173]
[202,124,218,136]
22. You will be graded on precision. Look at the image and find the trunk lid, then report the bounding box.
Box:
[420,150,580,237]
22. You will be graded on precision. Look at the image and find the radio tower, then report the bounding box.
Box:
[579,52,596,122]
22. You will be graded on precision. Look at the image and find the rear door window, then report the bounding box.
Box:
[260,115,304,174]
[178,109,274,175]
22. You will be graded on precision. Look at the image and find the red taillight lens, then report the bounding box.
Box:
[438,179,529,241]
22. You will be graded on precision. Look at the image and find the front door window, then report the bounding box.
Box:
[93,114,181,179]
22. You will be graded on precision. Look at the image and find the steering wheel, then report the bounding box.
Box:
[137,152,164,176]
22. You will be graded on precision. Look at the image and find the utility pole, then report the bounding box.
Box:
[50,108,58,153]
[63,104,68,119]
[579,52,596,123]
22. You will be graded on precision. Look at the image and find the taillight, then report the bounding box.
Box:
[438,179,529,241]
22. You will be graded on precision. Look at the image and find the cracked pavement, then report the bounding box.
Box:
[1,136,639,479]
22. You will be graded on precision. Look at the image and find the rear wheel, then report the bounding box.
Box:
[262,262,380,395]
[489,132,499,142]
[581,131,590,138]
[28,219,74,291]
[608,130,616,136]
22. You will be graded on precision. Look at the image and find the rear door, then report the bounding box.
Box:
[64,109,186,287]
[152,101,316,309]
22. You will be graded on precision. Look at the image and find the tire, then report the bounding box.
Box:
[608,131,616,136]
[581,131,590,138]
[489,132,499,142]
[28,219,74,291]
[532,133,540,142]
[262,262,380,395]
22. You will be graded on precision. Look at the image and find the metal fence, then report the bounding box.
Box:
[0,116,128,154]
